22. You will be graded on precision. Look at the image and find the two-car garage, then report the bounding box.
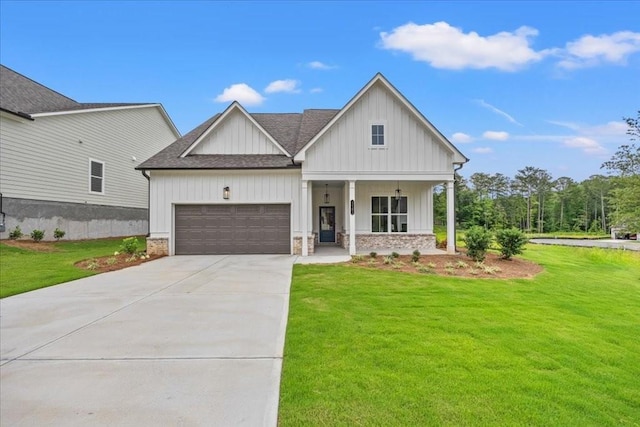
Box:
[174,204,291,255]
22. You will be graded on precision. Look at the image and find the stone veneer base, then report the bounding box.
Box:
[293,235,316,255]
[146,238,169,256]
[339,233,436,251]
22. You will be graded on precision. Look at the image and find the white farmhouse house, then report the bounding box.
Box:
[0,65,180,240]
[138,73,468,256]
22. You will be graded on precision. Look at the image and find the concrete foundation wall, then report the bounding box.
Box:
[0,197,147,240]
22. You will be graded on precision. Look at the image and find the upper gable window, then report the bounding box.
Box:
[89,159,105,194]
[371,124,385,146]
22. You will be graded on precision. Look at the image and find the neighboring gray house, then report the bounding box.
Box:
[0,65,180,240]
[138,73,468,256]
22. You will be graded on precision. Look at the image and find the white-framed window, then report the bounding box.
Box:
[371,196,407,233]
[89,159,105,194]
[371,124,385,146]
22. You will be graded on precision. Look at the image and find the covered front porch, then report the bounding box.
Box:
[297,178,456,256]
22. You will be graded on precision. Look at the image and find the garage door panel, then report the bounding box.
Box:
[175,204,290,255]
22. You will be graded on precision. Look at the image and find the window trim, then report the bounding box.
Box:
[369,121,387,147]
[371,195,408,233]
[89,158,105,195]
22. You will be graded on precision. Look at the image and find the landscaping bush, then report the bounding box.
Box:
[30,229,45,242]
[391,252,400,259]
[8,226,23,240]
[53,228,66,241]
[119,237,139,254]
[369,252,377,258]
[463,226,493,262]
[411,249,421,263]
[495,228,528,260]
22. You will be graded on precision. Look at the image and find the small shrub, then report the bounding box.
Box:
[464,226,493,262]
[445,266,455,275]
[392,261,405,269]
[427,262,436,269]
[383,256,394,265]
[106,257,118,266]
[120,237,139,255]
[495,228,528,260]
[351,255,365,263]
[411,249,421,263]
[8,226,23,240]
[445,262,454,269]
[455,260,468,269]
[437,238,447,249]
[367,258,377,266]
[369,252,377,258]
[30,229,45,242]
[126,254,138,263]
[468,268,480,276]
[391,252,400,259]
[53,228,66,241]
[87,259,100,270]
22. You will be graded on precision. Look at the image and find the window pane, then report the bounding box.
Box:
[380,215,388,232]
[372,216,380,232]
[380,197,388,213]
[91,161,103,177]
[371,197,380,214]
[399,196,407,213]
[91,177,102,193]
[391,215,408,233]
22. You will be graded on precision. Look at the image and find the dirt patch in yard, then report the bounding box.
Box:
[75,253,165,273]
[347,250,543,279]
[2,240,61,252]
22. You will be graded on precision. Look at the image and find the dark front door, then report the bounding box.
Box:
[319,206,335,243]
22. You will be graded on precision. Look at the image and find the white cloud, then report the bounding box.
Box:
[475,99,523,126]
[214,83,265,106]
[558,31,640,69]
[563,137,607,155]
[307,61,337,70]
[451,132,474,143]
[483,131,509,141]
[379,21,548,71]
[473,147,493,154]
[264,79,301,94]
[310,87,323,94]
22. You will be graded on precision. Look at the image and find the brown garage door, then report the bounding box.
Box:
[175,204,290,255]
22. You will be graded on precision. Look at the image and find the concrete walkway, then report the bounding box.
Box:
[530,238,640,251]
[1,255,295,426]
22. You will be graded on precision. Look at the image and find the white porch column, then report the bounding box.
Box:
[349,180,356,255]
[307,181,313,239]
[425,184,434,234]
[301,180,308,256]
[446,180,455,254]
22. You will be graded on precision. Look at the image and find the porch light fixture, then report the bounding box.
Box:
[395,181,402,201]
[324,184,330,204]
[223,186,230,200]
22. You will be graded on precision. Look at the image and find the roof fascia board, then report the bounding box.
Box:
[0,108,34,122]
[180,102,291,158]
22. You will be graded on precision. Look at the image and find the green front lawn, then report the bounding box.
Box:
[0,238,132,298]
[279,245,640,425]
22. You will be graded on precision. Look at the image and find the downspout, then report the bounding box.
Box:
[141,171,150,237]
[0,193,6,233]
[453,163,465,253]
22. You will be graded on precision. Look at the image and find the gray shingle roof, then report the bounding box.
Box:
[0,65,149,116]
[137,109,339,170]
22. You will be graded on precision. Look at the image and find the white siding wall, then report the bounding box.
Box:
[352,181,434,233]
[190,110,280,155]
[304,82,453,175]
[149,169,302,241]
[0,107,177,208]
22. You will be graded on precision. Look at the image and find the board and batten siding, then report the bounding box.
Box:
[353,181,434,234]
[148,169,303,240]
[0,107,177,209]
[190,110,281,155]
[303,82,454,175]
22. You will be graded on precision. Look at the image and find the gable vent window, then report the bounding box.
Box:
[371,124,385,146]
[89,159,105,194]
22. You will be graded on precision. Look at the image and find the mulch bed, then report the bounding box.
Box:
[347,250,543,279]
[2,240,61,252]
[74,253,165,273]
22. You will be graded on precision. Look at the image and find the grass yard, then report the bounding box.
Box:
[0,238,132,298]
[279,245,640,426]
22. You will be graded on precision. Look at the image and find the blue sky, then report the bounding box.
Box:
[1,1,639,181]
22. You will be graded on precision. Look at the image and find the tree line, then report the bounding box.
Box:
[435,111,640,234]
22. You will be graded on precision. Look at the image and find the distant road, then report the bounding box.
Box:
[530,238,640,251]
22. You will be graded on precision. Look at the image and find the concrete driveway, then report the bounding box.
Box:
[1,255,295,426]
